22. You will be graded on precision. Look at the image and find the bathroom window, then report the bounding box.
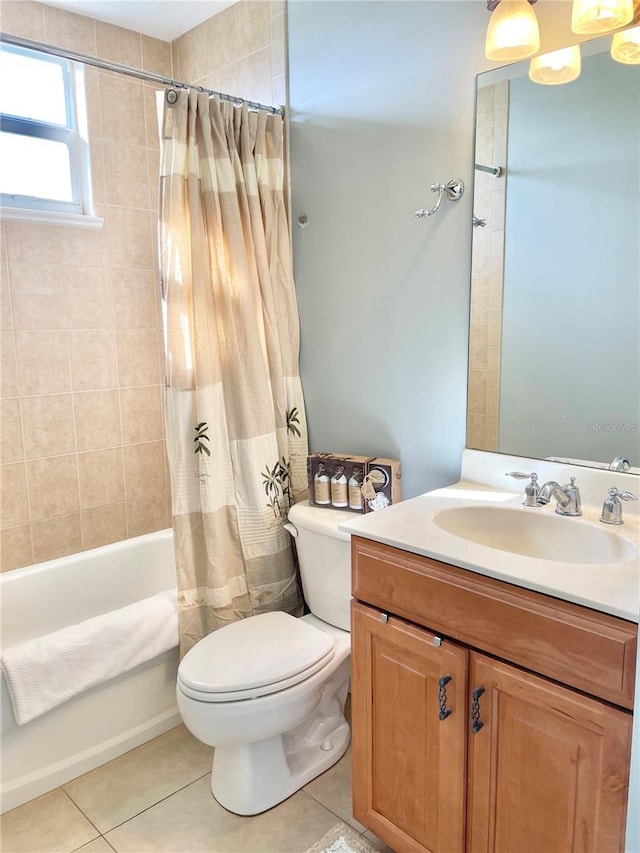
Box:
[0,43,96,224]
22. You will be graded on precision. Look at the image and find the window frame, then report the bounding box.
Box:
[0,43,98,224]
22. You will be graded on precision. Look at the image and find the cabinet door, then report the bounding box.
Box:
[351,600,468,853]
[467,652,633,853]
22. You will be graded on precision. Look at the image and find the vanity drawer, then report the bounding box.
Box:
[352,536,637,709]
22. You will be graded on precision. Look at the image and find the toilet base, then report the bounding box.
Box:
[210,667,351,815]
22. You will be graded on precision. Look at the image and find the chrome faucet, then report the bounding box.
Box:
[537,478,582,517]
[600,487,637,525]
[609,456,631,472]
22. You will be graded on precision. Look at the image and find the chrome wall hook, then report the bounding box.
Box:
[415,178,464,220]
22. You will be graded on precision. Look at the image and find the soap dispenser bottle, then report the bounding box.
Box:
[330,466,348,508]
[313,463,330,505]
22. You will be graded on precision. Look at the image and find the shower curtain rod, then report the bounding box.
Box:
[0,32,284,116]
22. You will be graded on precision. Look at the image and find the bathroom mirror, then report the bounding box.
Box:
[467,33,640,473]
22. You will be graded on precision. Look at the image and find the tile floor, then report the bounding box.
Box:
[0,724,393,853]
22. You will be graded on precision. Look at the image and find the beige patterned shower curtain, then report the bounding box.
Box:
[159,90,308,656]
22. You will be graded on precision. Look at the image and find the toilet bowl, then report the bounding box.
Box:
[176,502,352,816]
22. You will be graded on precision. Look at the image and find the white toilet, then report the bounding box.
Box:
[176,501,352,816]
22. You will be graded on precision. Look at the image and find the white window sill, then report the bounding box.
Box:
[0,206,104,228]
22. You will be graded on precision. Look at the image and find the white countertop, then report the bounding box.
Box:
[339,450,640,623]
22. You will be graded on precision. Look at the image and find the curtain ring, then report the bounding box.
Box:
[166,89,178,105]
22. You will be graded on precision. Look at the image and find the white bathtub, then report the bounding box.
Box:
[0,529,180,814]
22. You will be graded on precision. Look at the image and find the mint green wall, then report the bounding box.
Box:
[288,1,491,498]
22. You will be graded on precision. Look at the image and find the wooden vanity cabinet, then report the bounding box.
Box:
[350,537,636,853]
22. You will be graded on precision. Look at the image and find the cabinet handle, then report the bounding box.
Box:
[471,686,485,733]
[438,675,452,721]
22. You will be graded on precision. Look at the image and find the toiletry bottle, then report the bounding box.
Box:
[330,466,348,508]
[314,463,330,505]
[348,468,364,512]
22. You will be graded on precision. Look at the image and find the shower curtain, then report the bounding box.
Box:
[159,90,308,656]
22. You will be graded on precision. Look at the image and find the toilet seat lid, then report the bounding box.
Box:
[177,611,335,696]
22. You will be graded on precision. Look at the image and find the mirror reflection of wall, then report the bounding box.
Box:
[468,37,640,472]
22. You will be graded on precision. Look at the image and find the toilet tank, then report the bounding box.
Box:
[287,501,352,632]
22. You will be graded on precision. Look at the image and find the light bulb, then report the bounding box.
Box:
[611,25,640,63]
[485,0,541,61]
[529,45,582,84]
[571,0,633,34]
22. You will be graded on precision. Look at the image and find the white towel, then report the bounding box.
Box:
[1,590,178,726]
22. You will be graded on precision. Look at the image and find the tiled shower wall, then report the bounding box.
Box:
[466,80,508,453]
[0,0,287,571]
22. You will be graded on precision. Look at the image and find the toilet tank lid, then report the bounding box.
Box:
[287,501,351,541]
[177,611,335,694]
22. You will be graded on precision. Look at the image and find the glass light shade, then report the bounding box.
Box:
[611,25,640,63]
[529,45,582,84]
[571,0,633,34]
[485,0,541,61]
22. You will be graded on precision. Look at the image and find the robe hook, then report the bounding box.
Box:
[415,178,464,219]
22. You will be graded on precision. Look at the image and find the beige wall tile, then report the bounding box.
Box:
[488,309,502,348]
[15,331,71,395]
[63,266,115,330]
[1,332,18,398]
[466,413,486,450]
[147,149,161,210]
[126,493,170,538]
[1,462,29,527]
[112,269,157,329]
[78,447,125,509]
[467,370,488,416]
[84,66,103,140]
[203,5,237,71]
[89,138,107,205]
[26,454,80,522]
[0,1,45,40]
[32,513,83,563]
[141,36,172,76]
[1,397,23,463]
[98,74,146,147]
[106,207,154,269]
[43,4,96,55]
[74,389,122,451]
[61,223,109,267]
[236,1,271,57]
[124,441,166,500]
[143,85,162,151]
[270,13,286,79]
[69,329,118,391]
[468,324,489,371]
[1,524,33,572]
[1,263,14,330]
[235,49,274,106]
[120,386,163,445]
[490,230,504,272]
[103,141,151,210]
[4,222,63,265]
[10,264,66,330]
[116,328,161,387]
[470,276,490,325]
[174,24,207,84]
[82,503,126,550]
[272,74,287,108]
[95,21,142,68]
[22,394,75,459]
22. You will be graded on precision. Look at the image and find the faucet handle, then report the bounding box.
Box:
[506,471,539,507]
[600,486,637,525]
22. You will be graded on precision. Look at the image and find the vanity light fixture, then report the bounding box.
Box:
[611,24,640,61]
[485,0,541,61]
[570,0,634,34]
[529,44,582,83]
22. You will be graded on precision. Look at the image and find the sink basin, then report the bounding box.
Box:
[432,506,637,564]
